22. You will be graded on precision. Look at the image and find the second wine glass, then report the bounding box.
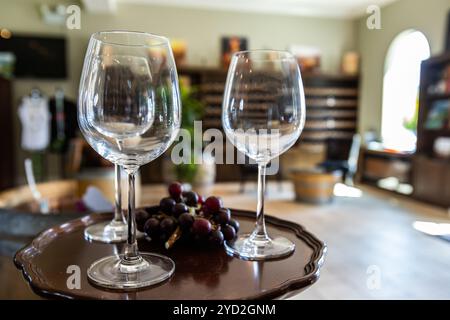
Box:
[84,163,128,243]
[222,50,305,260]
[78,31,181,289]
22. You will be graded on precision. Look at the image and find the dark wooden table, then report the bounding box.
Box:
[15,209,326,300]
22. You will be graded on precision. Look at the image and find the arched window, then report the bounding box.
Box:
[381,30,430,152]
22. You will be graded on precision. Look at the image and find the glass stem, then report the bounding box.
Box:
[123,169,139,262]
[113,164,125,223]
[252,163,270,242]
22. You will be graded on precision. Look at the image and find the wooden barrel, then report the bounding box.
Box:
[0,179,82,256]
[0,171,149,256]
[290,169,341,204]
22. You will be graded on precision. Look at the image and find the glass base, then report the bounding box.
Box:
[84,220,145,243]
[84,220,128,243]
[225,233,295,261]
[87,253,175,290]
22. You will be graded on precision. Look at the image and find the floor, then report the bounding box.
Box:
[3,182,450,299]
[259,183,450,299]
[143,182,450,299]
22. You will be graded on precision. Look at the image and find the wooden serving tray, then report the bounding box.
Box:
[14,208,326,300]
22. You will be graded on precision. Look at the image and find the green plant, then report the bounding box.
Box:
[175,84,204,183]
[403,94,419,133]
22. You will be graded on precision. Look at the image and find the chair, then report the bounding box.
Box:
[318,134,361,185]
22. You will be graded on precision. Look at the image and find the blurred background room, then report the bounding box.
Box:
[0,0,450,300]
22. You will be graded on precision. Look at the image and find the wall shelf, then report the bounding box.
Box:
[413,53,450,208]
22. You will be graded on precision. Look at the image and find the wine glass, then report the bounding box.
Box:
[78,31,181,289]
[222,50,305,260]
[84,163,128,243]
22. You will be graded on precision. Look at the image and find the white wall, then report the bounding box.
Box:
[0,0,357,182]
[357,0,450,135]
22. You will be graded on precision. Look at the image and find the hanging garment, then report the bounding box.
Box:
[18,95,51,151]
[48,94,78,153]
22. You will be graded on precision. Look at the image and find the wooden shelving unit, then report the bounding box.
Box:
[179,67,359,159]
[300,74,359,155]
[140,67,361,183]
[178,67,226,130]
[413,53,450,207]
[175,67,360,181]
[0,77,15,190]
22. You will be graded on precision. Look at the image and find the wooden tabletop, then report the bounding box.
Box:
[14,207,326,300]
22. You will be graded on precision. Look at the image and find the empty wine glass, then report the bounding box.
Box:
[222,50,305,260]
[78,31,181,289]
[84,164,128,243]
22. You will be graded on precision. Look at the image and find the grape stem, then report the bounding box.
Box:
[165,226,181,249]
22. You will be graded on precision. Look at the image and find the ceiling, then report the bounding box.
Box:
[109,0,399,18]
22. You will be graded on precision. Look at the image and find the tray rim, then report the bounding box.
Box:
[14,207,327,300]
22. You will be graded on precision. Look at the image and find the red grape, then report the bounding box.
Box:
[144,218,160,239]
[160,217,176,235]
[221,224,236,241]
[172,203,189,217]
[178,213,194,230]
[216,208,231,225]
[160,197,176,214]
[204,196,223,213]
[208,230,224,247]
[201,205,212,217]
[168,182,183,199]
[229,219,240,232]
[183,191,199,207]
[192,218,212,236]
[135,209,151,232]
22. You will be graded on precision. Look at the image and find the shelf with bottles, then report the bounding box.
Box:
[178,66,359,149]
[414,54,450,207]
[425,62,450,97]
[422,99,450,132]
[417,53,450,156]
[425,92,450,101]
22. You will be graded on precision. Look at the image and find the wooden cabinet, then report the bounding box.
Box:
[413,54,450,207]
[361,149,412,184]
[0,77,14,190]
[412,155,450,207]
[416,54,450,156]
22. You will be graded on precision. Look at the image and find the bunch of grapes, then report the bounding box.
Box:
[139,182,239,249]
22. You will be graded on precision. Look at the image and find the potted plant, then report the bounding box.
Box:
[162,84,216,190]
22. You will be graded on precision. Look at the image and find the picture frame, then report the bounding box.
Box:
[221,36,248,68]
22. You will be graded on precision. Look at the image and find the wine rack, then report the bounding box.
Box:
[179,67,359,154]
[171,67,360,182]
[300,74,359,150]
